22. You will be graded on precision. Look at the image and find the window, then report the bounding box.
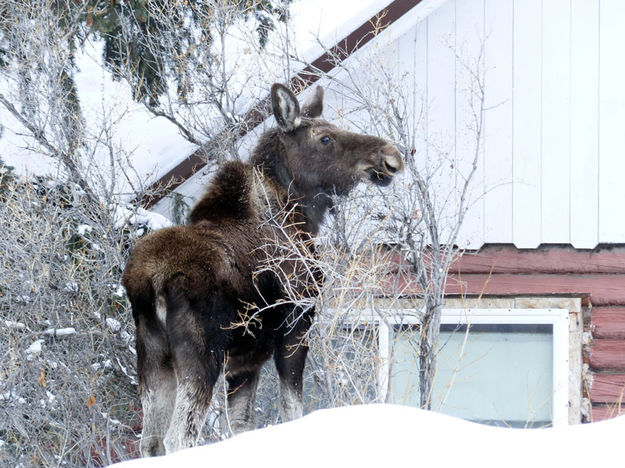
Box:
[373,308,570,427]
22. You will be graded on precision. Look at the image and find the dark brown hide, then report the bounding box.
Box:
[122,83,403,456]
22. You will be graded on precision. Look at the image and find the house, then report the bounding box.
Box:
[142,0,625,426]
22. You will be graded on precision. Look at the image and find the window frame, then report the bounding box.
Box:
[348,307,570,427]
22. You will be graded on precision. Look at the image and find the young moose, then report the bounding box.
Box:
[123,83,403,456]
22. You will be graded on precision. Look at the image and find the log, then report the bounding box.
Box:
[590,374,625,403]
[588,340,625,370]
[591,307,625,339]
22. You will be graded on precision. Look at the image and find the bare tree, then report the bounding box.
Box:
[0,1,94,200]
[0,1,297,465]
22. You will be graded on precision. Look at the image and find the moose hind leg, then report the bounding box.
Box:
[225,368,260,434]
[135,317,176,458]
[164,339,222,453]
[140,366,176,457]
[163,292,224,453]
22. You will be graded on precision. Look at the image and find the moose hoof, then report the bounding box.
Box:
[140,436,166,458]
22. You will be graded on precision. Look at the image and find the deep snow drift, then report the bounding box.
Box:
[110,404,624,467]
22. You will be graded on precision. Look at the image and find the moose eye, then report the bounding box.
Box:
[320,135,331,145]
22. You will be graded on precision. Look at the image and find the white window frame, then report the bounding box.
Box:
[348,308,570,427]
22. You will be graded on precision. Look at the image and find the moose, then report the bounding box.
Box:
[122,83,404,456]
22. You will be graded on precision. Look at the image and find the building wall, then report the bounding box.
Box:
[318,0,625,250]
[320,0,625,421]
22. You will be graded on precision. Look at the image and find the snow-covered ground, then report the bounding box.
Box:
[110,404,624,467]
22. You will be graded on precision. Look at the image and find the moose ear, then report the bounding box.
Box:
[301,86,324,118]
[271,83,301,132]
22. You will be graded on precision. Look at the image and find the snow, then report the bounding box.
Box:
[287,0,390,63]
[3,320,26,330]
[44,327,76,337]
[73,40,200,180]
[112,284,126,298]
[91,360,113,372]
[120,330,133,345]
[25,339,44,359]
[63,282,79,293]
[111,205,173,231]
[109,404,625,467]
[106,318,122,333]
[77,224,93,236]
[0,0,394,195]
[15,295,31,304]
[0,391,25,405]
[40,390,57,408]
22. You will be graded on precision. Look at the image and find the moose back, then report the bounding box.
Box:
[122,83,404,456]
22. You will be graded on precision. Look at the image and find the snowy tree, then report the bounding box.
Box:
[0,1,293,466]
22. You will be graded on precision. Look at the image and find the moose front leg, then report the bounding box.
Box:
[225,368,261,434]
[274,321,310,422]
[275,344,307,422]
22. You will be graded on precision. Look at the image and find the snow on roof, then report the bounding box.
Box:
[1,0,454,216]
[109,404,624,467]
[76,41,200,180]
[290,0,393,63]
[0,0,394,189]
[0,39,197,190]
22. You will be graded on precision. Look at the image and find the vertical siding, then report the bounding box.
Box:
[412,18,429,175]
[570,0,599,248]
[404,21,430,177]
[512,0,542,248]
[483,0,513,243]
[395,13,427,162]
[599,1,625,243]
[426,1,457,244]
[541,0,571,244]
[419,0,609,249]
[310,0,615,250]
[455,0,485,249]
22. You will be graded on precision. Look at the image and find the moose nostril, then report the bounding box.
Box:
[380,144,404,173]
[384,160,398,174]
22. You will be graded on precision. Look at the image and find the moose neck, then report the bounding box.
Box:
[251,130,333,235]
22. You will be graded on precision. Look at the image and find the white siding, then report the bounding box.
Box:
[454,0,485,249]
[512,0,542,248]
[427,1,457,245]
[570,0,599,248]
[483,0,513,244]
[163,0,622,250]
[372,0,615,249]
[541,0,571,244]
[599,0,625,243]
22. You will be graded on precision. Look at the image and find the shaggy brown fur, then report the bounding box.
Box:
[122,83,403,456]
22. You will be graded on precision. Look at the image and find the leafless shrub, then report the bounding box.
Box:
[0,176,145,467]
[0,2,175,465]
